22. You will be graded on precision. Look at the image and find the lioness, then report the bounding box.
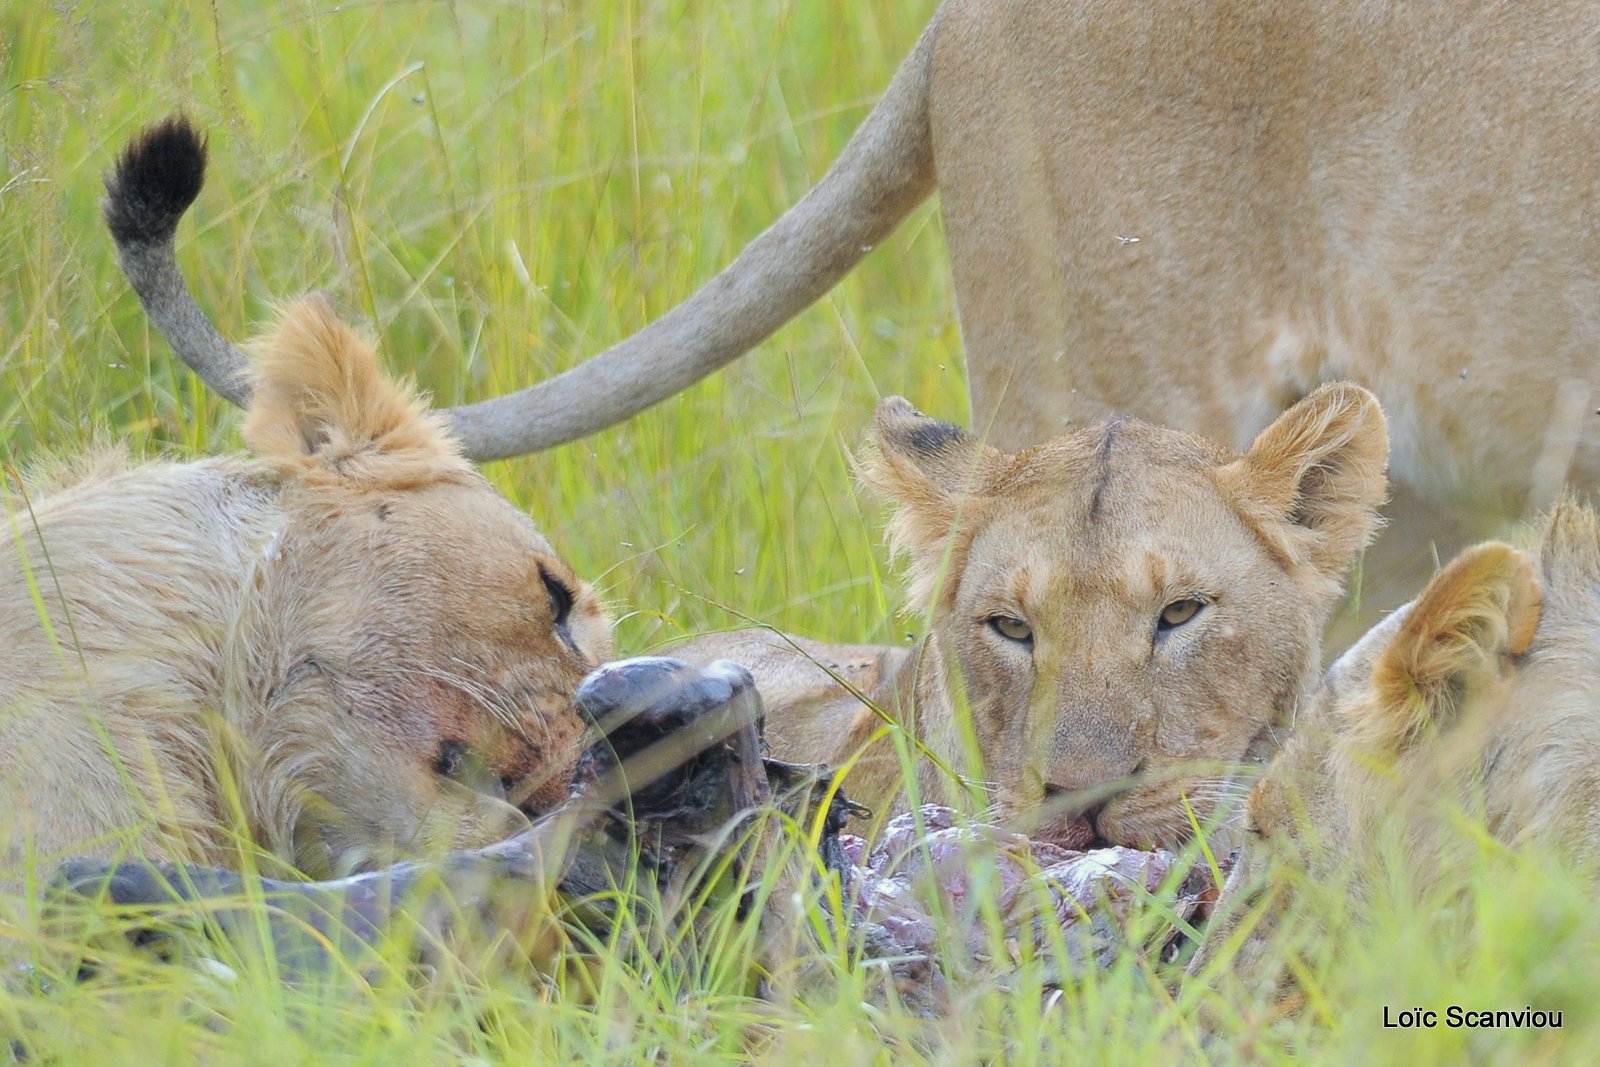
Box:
[1191,498,1600,990]
[111,4,1599,623]
[0,288,611,881]
[680,382,1388,849]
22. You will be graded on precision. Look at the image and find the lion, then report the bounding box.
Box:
[1190,497,1600,993]
[0,288,612,883]
[677,381,1388,849]
[109,5,1600,625]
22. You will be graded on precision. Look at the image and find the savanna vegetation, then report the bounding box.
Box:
[2,2,1595,1063]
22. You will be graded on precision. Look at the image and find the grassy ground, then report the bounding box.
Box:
[2,2,1597,1063]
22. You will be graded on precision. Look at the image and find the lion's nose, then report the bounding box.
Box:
[510,768,573,819]
[1074,798,1108,827]
[1045,760,1144,812]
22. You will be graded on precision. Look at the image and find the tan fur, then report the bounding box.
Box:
[665,631,912,766]
[242,294,469,488]
[0,297,611,881]
[691,385,1388,849]
[1195,498,1600,989]
[1357,544,1540,756]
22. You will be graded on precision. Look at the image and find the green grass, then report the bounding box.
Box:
[2,2,1598,1063]
[2,0,959,653]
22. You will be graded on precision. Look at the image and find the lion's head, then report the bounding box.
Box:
[859,383,1388,850]
[1193,502,1600,995]
[226,296,613,876]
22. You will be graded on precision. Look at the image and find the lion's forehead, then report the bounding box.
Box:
[381,479,555,555]
[967,496,1264,610]
[1013,437,1223,505]
[990,434,1243,537]
[274,480,607,671]
[302,485,564,590]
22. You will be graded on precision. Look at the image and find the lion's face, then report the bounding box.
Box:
[227,297,613,877]
[250,475,611,876]
[941,447,1327,849]
[1183,707,1339,996]
[861,384,1389,849]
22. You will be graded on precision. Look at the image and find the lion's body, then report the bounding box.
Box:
[0,298,611,882]
[1194,499,1600,987]
[936,0,1597,469]
[1,453,278,870]
[928,0,1600,609]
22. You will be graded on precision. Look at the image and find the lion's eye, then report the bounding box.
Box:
[541,568,575,627]
[1157,597,1206,632]
[435,741,507,799]
[989,616,1034,645]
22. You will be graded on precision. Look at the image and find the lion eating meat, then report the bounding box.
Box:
[1190,497,1600,994]
[92,113,1394,863]
[0,283,611,882]
[678,383,1389,850]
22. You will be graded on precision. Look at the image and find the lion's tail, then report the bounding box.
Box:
[106,11,941,461]
[440,13,943,461]
[102,115,254,409]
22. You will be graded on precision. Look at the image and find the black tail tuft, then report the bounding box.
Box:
[102,115,208,246]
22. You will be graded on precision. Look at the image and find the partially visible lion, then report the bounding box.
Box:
[1191,498,1600,991]
[0,292,611,882]
[679,381,1389,850]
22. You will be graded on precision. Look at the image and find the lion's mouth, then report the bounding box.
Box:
[1032,812,1115,852]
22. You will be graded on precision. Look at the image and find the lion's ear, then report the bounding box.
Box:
[1218,382,1389,584]
[242,294,467,484]
[1355,542,1539,754]
[857,396,1003,612]
[1539,495,1600,594]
